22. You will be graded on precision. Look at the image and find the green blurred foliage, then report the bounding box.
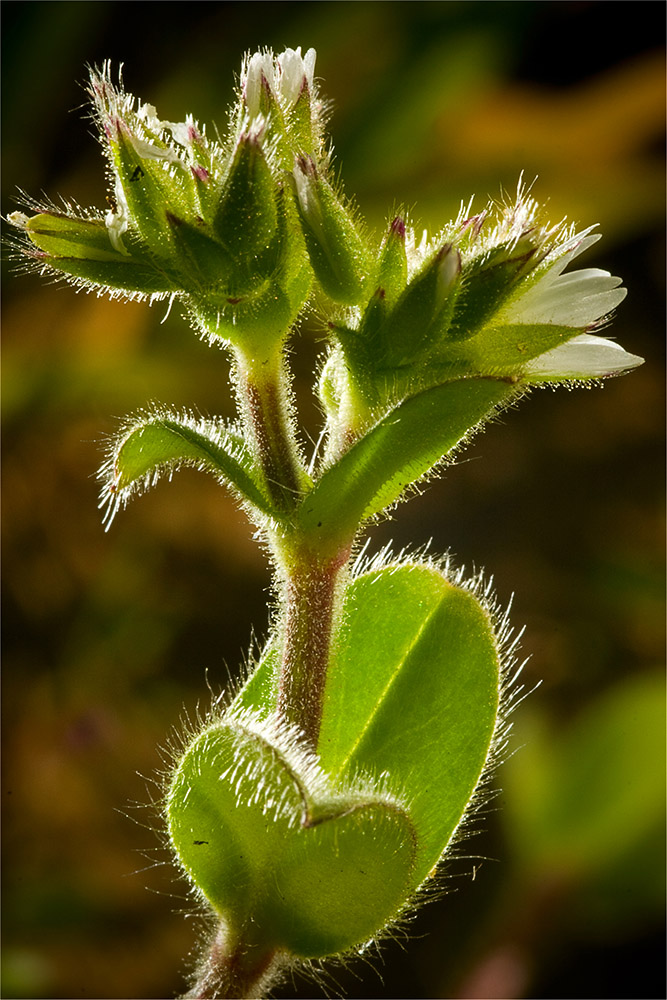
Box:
[2,2,664,998]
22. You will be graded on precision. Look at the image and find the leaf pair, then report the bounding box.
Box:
[103,376,522,538]
[168,559,505,957]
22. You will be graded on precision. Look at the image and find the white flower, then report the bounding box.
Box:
[525,334,644,380]
[278,47,317,106]
[243,46,317,118]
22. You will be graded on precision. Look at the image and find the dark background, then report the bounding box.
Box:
[2,2,665,998]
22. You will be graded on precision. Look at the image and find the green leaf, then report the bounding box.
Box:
[237,560,503,891]
[167,713,417,957]
[322,562,501,887]
[101,408,277,522]
[296,377,522,555]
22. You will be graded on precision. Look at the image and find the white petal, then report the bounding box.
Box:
[164,120,193,147]
[105,177,130,255]
[244,51,275,117]
[128,132,179,164]
[278,48,306,106]
[508,261,626,327]
[303,48,317,88]
[525,334,644,379]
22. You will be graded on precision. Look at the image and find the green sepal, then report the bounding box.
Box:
[375,216,409,305]
[279,82,315,166]
[296,377,522,557]
[164,213,235,290]
[112,122,196,248]
[24,211,125,261]
[167,713,417,957]
[101,409,277,521]
[212,135,278,260]
[447,242,537,342]
[433,321,588,377]
[293,157,371,305]
[21,212,178,294]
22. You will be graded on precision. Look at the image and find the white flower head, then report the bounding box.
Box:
[278,47,317,107]
[242,46,317,118]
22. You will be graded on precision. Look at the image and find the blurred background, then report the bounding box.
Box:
[2,2,664,998]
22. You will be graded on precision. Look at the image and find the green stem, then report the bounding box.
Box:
[233,346,305,513]
[186,923,282,1000]
[276,541,352,751]
[233,341,352,750]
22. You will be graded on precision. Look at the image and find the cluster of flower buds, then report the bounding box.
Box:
[8,49,327,355]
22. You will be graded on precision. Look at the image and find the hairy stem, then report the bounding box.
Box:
[277,543,352,750]
[233,346,305,513]
[186,923,283,1000]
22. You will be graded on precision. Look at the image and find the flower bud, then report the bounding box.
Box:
[212,131,278,266]
[241,47,321,168]
[293,156,372,305]
[8,209,178,296]
[187,187,312,351]
[11,61,315,354]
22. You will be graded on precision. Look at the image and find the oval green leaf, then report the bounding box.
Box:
[167,715,417,958]
[319,561,501,889]
[237,560,503,891]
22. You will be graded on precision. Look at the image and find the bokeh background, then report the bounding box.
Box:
[2,2,664,998]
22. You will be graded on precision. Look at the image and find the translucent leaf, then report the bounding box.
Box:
[167,714,417,957]
[297,377,521,555]
[322,562,501,887]
[237,560,504,890]
[100,408,277,524]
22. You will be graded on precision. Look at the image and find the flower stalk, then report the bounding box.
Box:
[186,924,281,1000]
